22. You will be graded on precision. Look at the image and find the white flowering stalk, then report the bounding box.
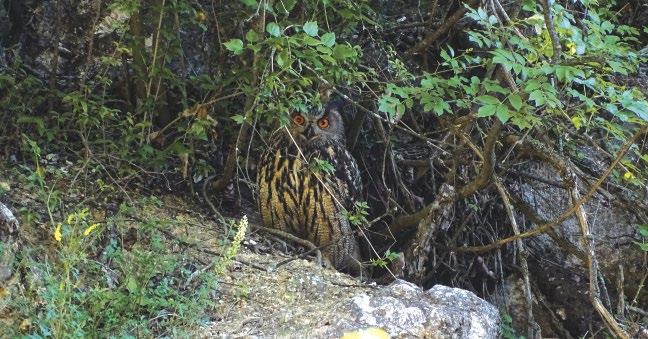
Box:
[214,215,248,276]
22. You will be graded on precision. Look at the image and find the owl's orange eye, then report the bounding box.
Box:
[293,114,305,125]
[318,117,329,128]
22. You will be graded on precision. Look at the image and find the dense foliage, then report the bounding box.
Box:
[1,0,647,336]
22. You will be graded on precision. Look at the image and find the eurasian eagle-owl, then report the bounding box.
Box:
[257,99,363,275]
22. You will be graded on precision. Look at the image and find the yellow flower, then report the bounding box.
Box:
[341,328,390,339]
[19,318,31,331]
[54,223,62,242]
[35,166,45,178]
[570,116,582,130]
[83,223,99,237]
[67,214,74,224]
[195,11,207,22]
[623,171,635,181]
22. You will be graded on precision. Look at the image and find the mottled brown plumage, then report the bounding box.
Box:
[257,102,363,275]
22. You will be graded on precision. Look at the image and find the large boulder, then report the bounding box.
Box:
[506,158,646,336]
[204,252,500,338]
[326,281,500,338]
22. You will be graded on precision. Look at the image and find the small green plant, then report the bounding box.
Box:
[635,224,648,251]
[344,201,370,227]
[370,249,401,269]
[4,196,220,337]
[500,311,525,339]
[310,158,336,174]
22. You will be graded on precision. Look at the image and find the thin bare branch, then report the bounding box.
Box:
[540,0,562,62]
[456,125,647,253]
[406,0,479,56]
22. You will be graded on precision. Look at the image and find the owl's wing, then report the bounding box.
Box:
[333,148,363,212]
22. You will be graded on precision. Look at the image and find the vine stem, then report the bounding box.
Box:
[456,125,647,253]
[210,0,274,194]
[494,177,540,338]
[540,0,562,62]
[405,0,479,56]
[568,169,629,339]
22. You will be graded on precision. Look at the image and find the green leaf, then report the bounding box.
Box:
[239,0,257,7]
[316,45,332,55]
[432,100,450,115]
[126,276,139,293]
[476,95,500,105]
[276,0,297,13]
[266,22,281,37]
[605,103,618,115]
[189,122,208,141]
[311,158,335,174]
[378,96,405,117]
[529,90,546,106]
[495,105,511,123]
[625,100,648,121]
[571,116,583,129]
[637,224,648,237]
[635,241,648,252]
[223,39,244,55]
[303,21,318,37]
[321,32,336,47]
[17,115,46,134]
[332,44,356,60]
[276,50,291,68]
[231,114,247,124]
[378,97,396,116]
[302,35,321,46]
[484,81,510,95]
[245,29,260,42]
[509,94,523,111]
[477,104,498,117]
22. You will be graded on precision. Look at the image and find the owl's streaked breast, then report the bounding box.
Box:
[257,129,363,274]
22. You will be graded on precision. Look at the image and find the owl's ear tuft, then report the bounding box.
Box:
[319,85,333,104]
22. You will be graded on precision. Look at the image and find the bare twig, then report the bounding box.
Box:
[632,268,647,307]
[540,0,562,62]
[627,306,648,317]
[270,240,336,271]
[210,0,273,194]
[617,264,625,317]
[391,120,502,234]
[406,0,479,56]
[202,174,225,221]
[456,125,647,252]
[568,168,629,338]
[494,177,540,338]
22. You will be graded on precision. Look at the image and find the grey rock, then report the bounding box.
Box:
[319,280,500,339]
[508,159,646,336]
[205,253,500,339]
[0,201,20,284]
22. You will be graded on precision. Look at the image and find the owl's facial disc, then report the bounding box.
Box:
[289,105,344,148]
[291,112,326,145]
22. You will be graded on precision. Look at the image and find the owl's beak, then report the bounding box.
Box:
[304,124,316,139]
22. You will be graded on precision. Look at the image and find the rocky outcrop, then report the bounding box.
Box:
[330,281,500,338]
[506,159,646,336]
[205,253,499,338]
[0,201,19,284]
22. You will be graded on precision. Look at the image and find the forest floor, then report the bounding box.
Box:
[0,160,377,336]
